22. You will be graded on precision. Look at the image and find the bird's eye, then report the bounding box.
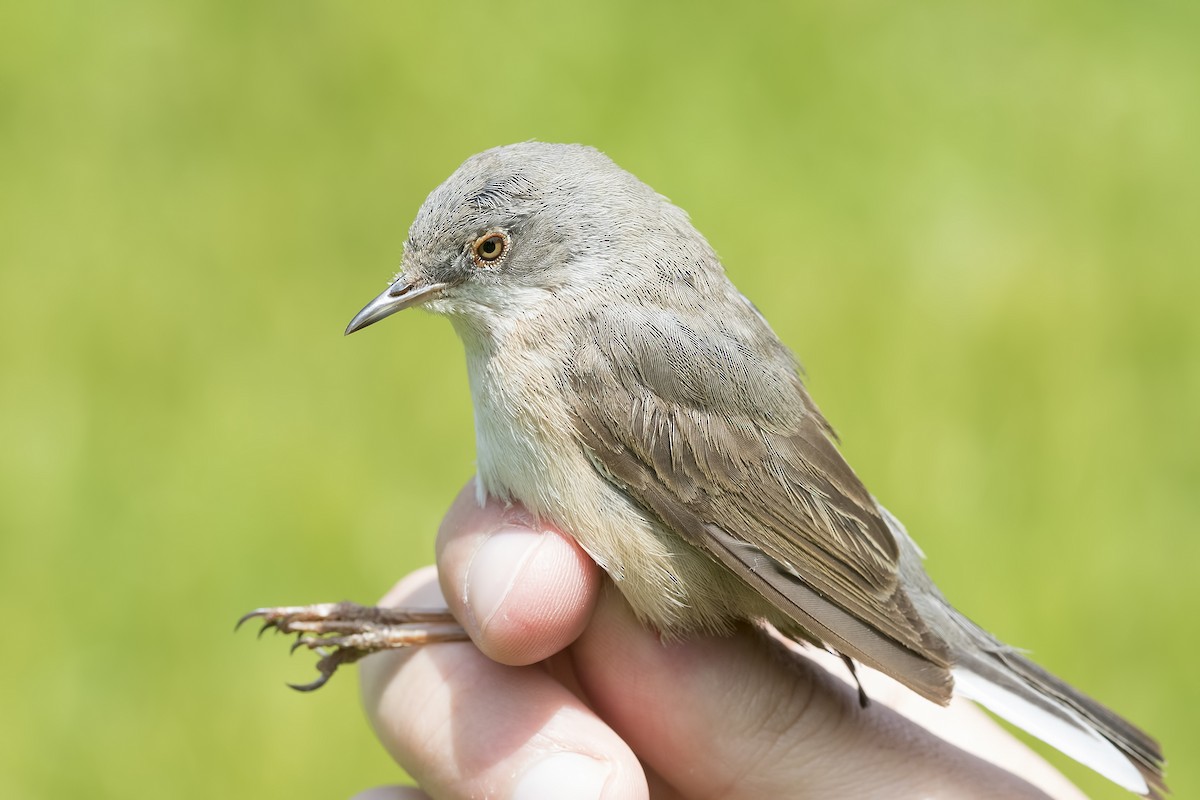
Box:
[471,232,509,267]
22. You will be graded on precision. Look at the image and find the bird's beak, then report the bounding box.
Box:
[344,276,448,335]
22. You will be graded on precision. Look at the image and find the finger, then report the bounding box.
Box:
[801,648,1088,800]
[349,786,430,800]
[571,585,1061,799]
[435,477,602,665]
[361,568,647,800]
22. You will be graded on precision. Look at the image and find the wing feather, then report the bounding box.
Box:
[566,305,953,700]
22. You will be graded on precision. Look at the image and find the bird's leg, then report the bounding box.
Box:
[841,654,872,708]
[237,602,469,691]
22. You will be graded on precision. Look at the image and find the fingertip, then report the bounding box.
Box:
[512,752,617,800]
[467,525,601,665]
[435,483,601,666]
[362,623,649,800]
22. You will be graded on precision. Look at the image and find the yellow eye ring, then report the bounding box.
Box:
[471,232,509,267]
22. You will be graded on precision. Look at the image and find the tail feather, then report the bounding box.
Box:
[878,506,1165,795]
[952,637,1166,797]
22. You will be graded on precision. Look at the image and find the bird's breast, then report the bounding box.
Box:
[458,327,756,634]
[464,333,576,510]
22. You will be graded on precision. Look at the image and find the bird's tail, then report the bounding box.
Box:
[877,505,1165,796]
[948,613,1165,797]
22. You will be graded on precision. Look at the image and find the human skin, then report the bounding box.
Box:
[355,479,1088,800]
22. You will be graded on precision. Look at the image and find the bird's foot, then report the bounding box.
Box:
[237,602,468,691]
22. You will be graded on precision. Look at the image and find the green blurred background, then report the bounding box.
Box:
[1,1,1195,797]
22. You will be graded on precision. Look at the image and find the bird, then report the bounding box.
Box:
[241,142,1165,796]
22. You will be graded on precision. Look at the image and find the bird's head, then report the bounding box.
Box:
[344,141,714,337]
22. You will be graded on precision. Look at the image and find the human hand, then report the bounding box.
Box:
[354,479,1087,800]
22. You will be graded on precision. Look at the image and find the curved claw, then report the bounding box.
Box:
[288,672,332,693]
[240,602,415,692]
[235,609,268,632]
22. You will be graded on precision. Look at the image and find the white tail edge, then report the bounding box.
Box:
[953,667,1148,795]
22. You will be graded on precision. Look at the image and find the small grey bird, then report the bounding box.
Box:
[244,142,1164,796]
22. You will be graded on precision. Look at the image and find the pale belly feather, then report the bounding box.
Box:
[460,323,748,634]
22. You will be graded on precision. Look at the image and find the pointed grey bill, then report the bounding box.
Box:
[344,278,448,335]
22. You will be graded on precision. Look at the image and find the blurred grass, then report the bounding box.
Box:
[0,1,1196,797]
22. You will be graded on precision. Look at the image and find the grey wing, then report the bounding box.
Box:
[566,304,954,703]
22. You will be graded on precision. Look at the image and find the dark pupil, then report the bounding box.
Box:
[481,237,501,258]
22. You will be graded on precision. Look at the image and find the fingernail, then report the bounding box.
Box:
[462,526,545,635]
[513,753,612,800]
